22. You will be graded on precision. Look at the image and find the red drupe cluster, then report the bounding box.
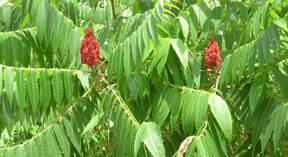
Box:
[204,38,221,69]
[80,27,100,67]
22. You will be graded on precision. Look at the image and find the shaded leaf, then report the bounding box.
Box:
[134,122,165,157]
[209,94,232,141]
[52,69,63,105]
[4,67,14,106]
[39,70,51,110]
[27,70,39,114]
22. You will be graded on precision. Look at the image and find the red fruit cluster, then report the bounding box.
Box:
[80,27,100,67]
[204,38,221,69]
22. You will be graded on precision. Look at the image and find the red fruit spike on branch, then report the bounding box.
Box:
[80,27,100,67]
[204,37,221,69]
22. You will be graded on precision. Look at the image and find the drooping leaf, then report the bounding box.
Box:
[273,104,288,149]
[39,70,51,111]
[36,0,47,42]
[25,141,38,157]
[195,137,207,157]
[15,145,25,157]
[273,63,288,100]
[249,77,265,111]
[63,116,81,154]
[64,71,74,102]
[134,122,165,157]
[182,91,198,135]
[16,69,26,109]
[0,65,2,97]
[54,123,71,157]
[2,95,14,135]
[171,39,189,70]
[36,135,49,157]
[82,113,103,136]
[4,67,14,106]
[209,94,232,141]
[46,129,62,157]
[27,70,39,114]
[52,69,63,105]
[195,93,209,130]
[179,12,189,41]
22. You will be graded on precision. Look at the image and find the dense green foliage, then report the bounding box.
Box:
[0,0,288,156]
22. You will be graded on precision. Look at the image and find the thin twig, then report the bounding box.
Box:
[177,114,209,157]
[110,0,116,19]
[0,64,94,74]
[115,3,135,17]
[101,76,140,127]
[3,3,22,7]
[215,73,221,93]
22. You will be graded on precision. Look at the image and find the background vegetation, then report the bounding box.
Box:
[0,0,288,156]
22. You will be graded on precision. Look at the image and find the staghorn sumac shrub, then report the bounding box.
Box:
[0,0,287,157]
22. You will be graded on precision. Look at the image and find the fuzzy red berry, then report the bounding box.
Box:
[80,27,100,67]
[204,38,221,69]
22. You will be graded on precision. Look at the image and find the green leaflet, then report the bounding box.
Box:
[64,71,74,102]
[15,145,25,157]
[0,65,2,97]
[170,90,183,130]
[117,112,130,156]
[147,15,158,46]
[124,39,133,78]
[195,137,207,157]
[195,93,209,131]
[36,135,49,157]
[202,130,220,157]
[77,71,89,90]
[52,69,63,105]
[2,95,14,136]
[182,91,198,135]
[54,123,71,157]
[273,18,288,30]
[134,122,165,157]
[39,70,51,111]
[249,77,265,111]
[131,34,141,69]
[171,39,189,70]
[25,141,38,157]
[60,21,72,59]
[46,129,62,157]
[189,6,199,43]
[27,70,39,114]
[209,94,232,142]
[178,11,189,41]
[51,11,63,53]
[273,104,288,149]
[273,63,288,100]
[3,148,13,157]
[67,28,81,68]
[148,38,170,75]
[36,0,47,42]
[63,116,81,154]
[46,6,56,46]
[16,69,26,109]
[4,67,14,106]
[152,86,176,126]
[81,112,103,136]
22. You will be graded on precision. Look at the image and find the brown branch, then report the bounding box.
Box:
[110,0,116,19]
[101,76,140,127]
[3,3,22,7]
[0,64,94,74]
[177,115,209,157]
[115,3,135,17]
